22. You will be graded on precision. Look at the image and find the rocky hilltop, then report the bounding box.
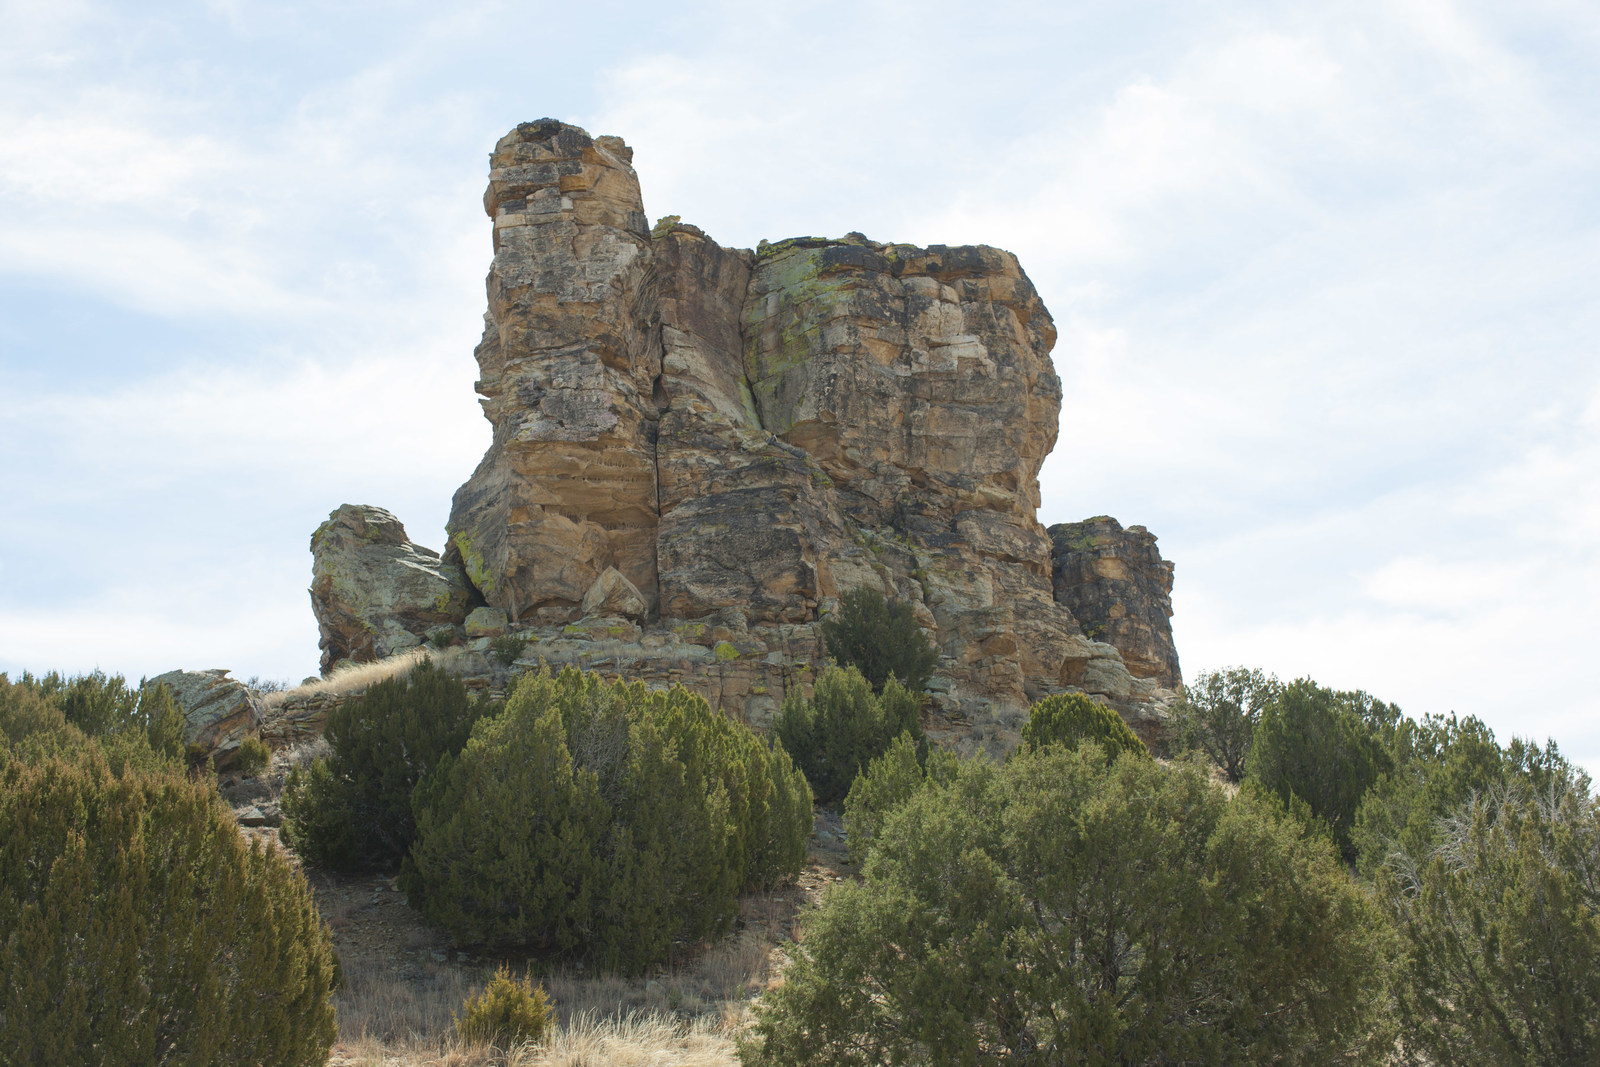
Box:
[311,119,1180,749]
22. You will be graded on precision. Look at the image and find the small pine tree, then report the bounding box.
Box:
[843,732,961,863]
[821,586,939,693]
[1171,667,1279,781]
[748,746,1394,1065]
[773,665,923,803]
[1,673,185,778]
[59,670,138,738]
[0,748,337,1065]
[1020,692,1148,763]
[1385,777,1600,1065]
[455,965,553,1047]
[282,658,487,870]
[1247,679,1391,862]
[404,667,810,972]
[234,734,272,777]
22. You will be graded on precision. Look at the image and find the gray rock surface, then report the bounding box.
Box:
[314,120,1183,749]
[464,606,508,638]
[309,504,476,673]
[144,668,262,764]
[581,567,648,620]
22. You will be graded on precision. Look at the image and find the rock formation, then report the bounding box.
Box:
[311,119,1181,748]
[1049,518,1181,690]
[144,668,262,765]
[309,505,476,672]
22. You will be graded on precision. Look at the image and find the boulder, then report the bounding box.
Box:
[309,504,476,673]
[580,567,648,620]
[464,606,508,638]
[1049,517,1181,689]
[145,668,262,765]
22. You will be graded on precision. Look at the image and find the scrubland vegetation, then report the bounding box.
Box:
[0,673,336,1066]
[3,611,1597,1065]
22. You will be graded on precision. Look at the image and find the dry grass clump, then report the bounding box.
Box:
[533,1011,735,1066]
[334,960,482,1049]
[326,901,787,1066]
[262,648,455,709]
[331,965,744,1067]
[334,1011,736,1067]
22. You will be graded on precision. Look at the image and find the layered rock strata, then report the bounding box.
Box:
[144,668,263,766]
[419,119,1179,742]
[309,119,1181,748]
[1049,517,1181,690]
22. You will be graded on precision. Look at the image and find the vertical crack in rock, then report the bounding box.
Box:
[319,120,1183,747]
[445,120,661,625]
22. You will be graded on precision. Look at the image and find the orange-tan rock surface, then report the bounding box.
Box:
[1050,517,1182,690]
[316,119,1181,746]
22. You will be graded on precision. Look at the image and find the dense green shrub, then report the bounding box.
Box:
[281,658,487,870]
[1352,711,1506,875]
[1171,666,1278,781]
[0,749,337,1065]
[842,731,960,863]
[1020,691,1148,763]
[1247,678,1392,861]
[773,665,922,803]
[0,672,185,776]
[233,734,272,777]
[403,667,810,972]
[489,634,525,667]
[820,586,939,693]
[748,744,1394,1066]
[1381,771,1600,1066]
[455,965,553,1048]
[0,673,77,757]
[1352,727,1600,1066]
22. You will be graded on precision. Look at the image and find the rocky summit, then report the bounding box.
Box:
[310,119,1182,749]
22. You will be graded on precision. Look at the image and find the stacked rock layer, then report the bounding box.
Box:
[313,119,1182,748]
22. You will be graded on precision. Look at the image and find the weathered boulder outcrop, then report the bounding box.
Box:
[144,668,262,765]
[1049,517,1181,690]
[318,119,1179,748]
[310,505,476,672]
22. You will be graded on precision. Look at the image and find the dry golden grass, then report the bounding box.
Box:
[263,648,455,710]
[323,892,796,1067]
[333,1010,737,1067]
[329,963,748,1067]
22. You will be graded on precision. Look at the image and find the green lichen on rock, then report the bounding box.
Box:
[451,530,496,596]
[713,641,741,661]
[738,378,764,430]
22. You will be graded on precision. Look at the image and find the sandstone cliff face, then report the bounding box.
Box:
[445,120,660,623]
[1049,517,1181,690]
[416,119,1177,744]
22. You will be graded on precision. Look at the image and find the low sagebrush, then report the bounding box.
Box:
[455,965,553,1048]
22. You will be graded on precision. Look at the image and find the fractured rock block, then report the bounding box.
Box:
[309,504,476,674]
[144,668,262,765]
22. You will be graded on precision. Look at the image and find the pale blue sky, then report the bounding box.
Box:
[3,1,1597,772]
